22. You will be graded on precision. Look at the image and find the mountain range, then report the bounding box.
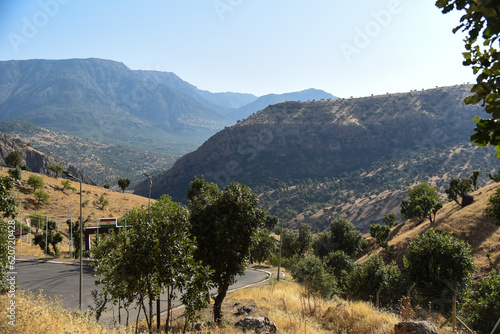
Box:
[133,85,500,230]
[0,58,335,185]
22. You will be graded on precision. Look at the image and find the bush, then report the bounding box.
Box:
[403,229,475,311]
[323,250,354,293]
[369,224,390,248]
[27,175,44,192]
[61,179,76,192]
[103,184,110,189]
[34,189,50,205]
[484,185,500,226]
[291,256,337,298]
[348,254,406,306]
[466,269,500,333]
[8,167,22,181]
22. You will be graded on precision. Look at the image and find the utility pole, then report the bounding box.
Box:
[269,177,286,282]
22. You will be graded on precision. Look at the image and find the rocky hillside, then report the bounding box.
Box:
[134,85,499,230]
[0,132,94,185]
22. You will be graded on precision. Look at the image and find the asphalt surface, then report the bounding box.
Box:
[14,260,269,326]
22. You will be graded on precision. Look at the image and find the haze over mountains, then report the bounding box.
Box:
[0,58,335,186]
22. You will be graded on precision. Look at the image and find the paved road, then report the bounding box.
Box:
[14,260,269,326]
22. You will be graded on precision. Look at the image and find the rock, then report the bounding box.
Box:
[235,317,278,333]
[235,305,253,316]
[394,321,440,334]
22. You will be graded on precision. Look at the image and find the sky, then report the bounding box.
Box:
[0,0,476,98]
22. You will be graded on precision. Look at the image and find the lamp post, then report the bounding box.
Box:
[144,173,159,330]
[269,177,286,282]
[64,172,83,310]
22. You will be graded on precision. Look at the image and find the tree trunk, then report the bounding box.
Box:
[165,286,172,333]
[213,282,229,323]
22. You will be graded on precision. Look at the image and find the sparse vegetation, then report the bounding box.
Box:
[33,189,50,205]
[97,193,109,209]
[61,179,76,192]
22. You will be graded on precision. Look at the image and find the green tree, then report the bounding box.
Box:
[98,194,109,209]
[33,220,63,256]
[484,185,500,226]
[313,216,367,258]
[4,150,22,168]
[466,269,500,334]
[349,254,406,306]
[187,177,266,322]
[291,256,337,299]
[401,183,443,224]
[323,250,354,293]
[445,178,473,207]
[470,170,480,191]
[0,176,17,294]
[117,178,131,193]
[403,229,475,309]
[48,163,65,178]
[8,167,22,181]
[281,223,313,259]
[61,179,76,192]
[27,175,44,192]
[250,229,276,264]
[91,195,210,332]
[383,212,398,227]
[369,224,390,249]
[103,183,110,189]
[436,1,500,176]
[33,189,50,205]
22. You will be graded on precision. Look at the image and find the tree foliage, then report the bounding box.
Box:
[401,183,443,224]
[348,254,406,305]
[466,269,500,334]
[403,229,475,308]
[323,250,354,293]
[445,178,473,207]
[33,189,50,205]
[27,175,44,192]
[48,163,65,178]
[61,179,76,192]
[91,195,211,332]
[187,177,265,322]
[436,1,500,175]
[250,229,276,264]
[383,212,398,228]
[8,167,22,181]
[0,176,16,294]
[4,150,23,168]
[281,223,313,259]
[369,224,390,249]
[313,216,367,258]
[33,220,63,256]
[484,185,500,226]
[117,178,130,193]
[0,177,16,219]
[290,256,337,299]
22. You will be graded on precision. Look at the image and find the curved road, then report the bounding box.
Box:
[14,260,269,325]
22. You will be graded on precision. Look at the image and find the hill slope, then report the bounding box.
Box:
[134,85,499,230]
[362,182,500,274]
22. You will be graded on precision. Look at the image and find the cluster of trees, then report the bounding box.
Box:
[91,177,268,332]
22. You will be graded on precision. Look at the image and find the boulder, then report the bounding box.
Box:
[235,317,278,333]
[394,321,440,334]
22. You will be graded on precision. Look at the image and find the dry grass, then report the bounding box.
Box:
[0,291,133,334]
[360,183,500,274]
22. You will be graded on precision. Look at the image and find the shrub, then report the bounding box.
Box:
[369,224,390,249]
[34,189,50,205]
[27,175,44,192]
[61,179,76,192]
[323,250,354,293]
[291,256,337,298]
[466,269,500,333]
[8,167,22,181]
[401,183,442,224]
[484,185,500,226]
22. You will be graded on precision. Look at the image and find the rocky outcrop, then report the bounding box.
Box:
[234,317,278,333]
[0,132,94,185]
[394,321,440,334]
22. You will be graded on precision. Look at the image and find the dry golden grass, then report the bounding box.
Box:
[0,291,133,334]
[360,183,500,274]
[1,167,152,258]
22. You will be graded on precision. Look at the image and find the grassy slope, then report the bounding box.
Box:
[361,182,500,273]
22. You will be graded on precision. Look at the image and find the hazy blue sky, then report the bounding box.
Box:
[0,0,476,98]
